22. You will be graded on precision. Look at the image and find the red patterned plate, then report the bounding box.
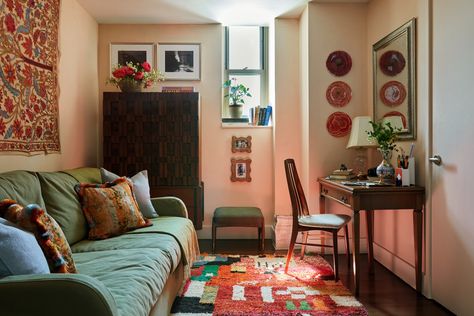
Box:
[380,81,406,106]
[326,51,352,76]
[379,50,406,76]
[383,111,407,128]
[327,112,352,137]
[326,81,352,107]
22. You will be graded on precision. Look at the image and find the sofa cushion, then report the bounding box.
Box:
[100,168,158,219]
[73,247,177,316]
[75,178,152,240]
[0,218,50,277]
[37,172,87,245]
[0,200,77,273]
[0,170,45,209]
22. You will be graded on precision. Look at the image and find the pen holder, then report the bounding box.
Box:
[408,157,415,185]
[402,168,410,186]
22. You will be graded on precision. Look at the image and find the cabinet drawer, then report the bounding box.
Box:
[321,186,353,207]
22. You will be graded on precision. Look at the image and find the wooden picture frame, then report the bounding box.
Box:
[110,43,155,75]
[158,43,201,81]
[231,136,252,153]
[373,18,416,140]
[231,158,252,182]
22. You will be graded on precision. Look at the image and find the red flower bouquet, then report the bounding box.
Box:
[107,61,163,91]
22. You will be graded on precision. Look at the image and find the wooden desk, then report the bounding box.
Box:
[318,178,425,296]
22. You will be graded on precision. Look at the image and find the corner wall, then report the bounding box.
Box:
[0,0,99,172]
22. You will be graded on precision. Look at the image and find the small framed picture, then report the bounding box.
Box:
[231,136,252,153]
[110,43,155,75]
[158,43,201,81]
[231,158,252,182]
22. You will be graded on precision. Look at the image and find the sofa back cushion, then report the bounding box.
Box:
[37,171,88,245]
[0,170,45,209]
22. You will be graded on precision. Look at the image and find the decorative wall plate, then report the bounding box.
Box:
[379,50,406,76]
[380,81,406,106]
[326,81,352,107]
[326,51,352,76]
[383,111,407,128]
[326,112,352,137]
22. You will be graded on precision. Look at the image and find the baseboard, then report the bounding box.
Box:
[196,225,273,239]
[373,242,416,289]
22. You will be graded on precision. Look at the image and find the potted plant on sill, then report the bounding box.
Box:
[366,120,402,182]
[223,78,252,118]
[107,61,164,92]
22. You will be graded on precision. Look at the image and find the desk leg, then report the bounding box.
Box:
[352,210,360,296]
[366,210,374,274]
[414,208,423,293]
[319,194,326,255]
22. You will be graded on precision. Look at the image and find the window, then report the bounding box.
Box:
[223,26,268,121]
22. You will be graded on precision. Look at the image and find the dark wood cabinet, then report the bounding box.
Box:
[103,92,203,229]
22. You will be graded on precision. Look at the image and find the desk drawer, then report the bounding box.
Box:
[321,186,353,207]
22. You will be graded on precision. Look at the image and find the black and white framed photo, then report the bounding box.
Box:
[110,43,154,74]
[158,43,201,81]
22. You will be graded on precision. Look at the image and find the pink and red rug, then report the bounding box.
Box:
[171,254,367,315]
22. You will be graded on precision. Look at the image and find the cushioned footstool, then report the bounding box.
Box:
[212,207,264,253]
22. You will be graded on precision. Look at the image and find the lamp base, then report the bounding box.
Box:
[353,147,368,178]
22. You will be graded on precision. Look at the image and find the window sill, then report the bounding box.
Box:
[221,123,273,129]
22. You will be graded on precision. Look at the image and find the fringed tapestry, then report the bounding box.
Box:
[0,0,61,154]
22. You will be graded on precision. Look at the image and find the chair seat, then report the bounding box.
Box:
[298,214,351,229]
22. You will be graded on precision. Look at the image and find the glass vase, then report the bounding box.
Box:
[376,149,395,183]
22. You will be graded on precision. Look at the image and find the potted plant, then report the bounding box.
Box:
[366,120,401,182]
[107,61,164,92]
[223,78,252,118]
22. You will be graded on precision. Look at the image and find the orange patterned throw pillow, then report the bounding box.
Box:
[0,199,77,273]
[75,177,152,240]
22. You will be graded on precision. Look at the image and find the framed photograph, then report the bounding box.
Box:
[158,43,201,81]
[231,158,252,182]
[231,136,252,153]
[110,43,154,75]
[373,18,416,140]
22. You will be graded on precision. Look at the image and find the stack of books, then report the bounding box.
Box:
[161,86,194,93]
[328,168,356,180]
[249,105,272,126]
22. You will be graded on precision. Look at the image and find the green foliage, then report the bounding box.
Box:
[367,120,402,152]
[223,78,252,105]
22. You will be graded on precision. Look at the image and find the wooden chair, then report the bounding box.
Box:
[284,158,351,281]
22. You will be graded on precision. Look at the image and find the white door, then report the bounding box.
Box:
[431,0,474,314]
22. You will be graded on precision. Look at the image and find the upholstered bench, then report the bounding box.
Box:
[212,207,264,253]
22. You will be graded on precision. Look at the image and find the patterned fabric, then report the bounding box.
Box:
[171,254,368,315]
[0,199,76,273]
[0,0,61,154]
[75,178,152,240]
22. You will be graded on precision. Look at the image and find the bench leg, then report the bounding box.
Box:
[258,226,265,252]
[212,224,216,253]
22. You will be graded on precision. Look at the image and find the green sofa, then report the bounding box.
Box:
[0,168,200,316]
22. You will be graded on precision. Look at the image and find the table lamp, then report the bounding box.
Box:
[346,116,377,178]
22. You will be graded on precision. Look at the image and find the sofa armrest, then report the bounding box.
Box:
[0,273,118,316]
[151,196,188,218]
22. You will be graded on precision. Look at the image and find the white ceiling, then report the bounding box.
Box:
[75,0,318,25]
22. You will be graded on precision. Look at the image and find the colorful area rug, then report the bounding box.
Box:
[171,254,368,315]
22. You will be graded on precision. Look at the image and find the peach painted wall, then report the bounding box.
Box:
[98,24,274,238]
[273,18,301,216]
[307,2,368,234]
[367,0,430,290]
[0,0,99,172]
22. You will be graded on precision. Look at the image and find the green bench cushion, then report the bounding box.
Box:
[213,207,263,227]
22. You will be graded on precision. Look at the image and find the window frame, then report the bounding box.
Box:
[223,26,269,120]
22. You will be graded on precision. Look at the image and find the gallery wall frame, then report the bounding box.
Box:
[231,136,252,153]
[230,157,252,182]
[110,43,155,75]
[373,18,416,140]
[158,43,201,81]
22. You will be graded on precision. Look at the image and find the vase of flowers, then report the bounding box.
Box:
[367,120,401,182]
[107,61,164,92]
[223,79,252,118]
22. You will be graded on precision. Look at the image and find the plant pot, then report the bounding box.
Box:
[229,104,243,118]
[376,149,395,183]
[118,80,142,93]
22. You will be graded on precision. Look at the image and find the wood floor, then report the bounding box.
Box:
[199,239,454,316]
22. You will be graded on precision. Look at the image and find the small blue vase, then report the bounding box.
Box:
[376,149,395,182]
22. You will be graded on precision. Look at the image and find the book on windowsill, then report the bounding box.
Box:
[222,117,249,123]
[161,86,194,93]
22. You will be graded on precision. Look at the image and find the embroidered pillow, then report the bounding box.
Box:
[75,178,152,240]
[100,168,158,219]
[0,199,77,273]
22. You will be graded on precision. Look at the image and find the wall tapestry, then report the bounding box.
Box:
[0,0,61,154]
